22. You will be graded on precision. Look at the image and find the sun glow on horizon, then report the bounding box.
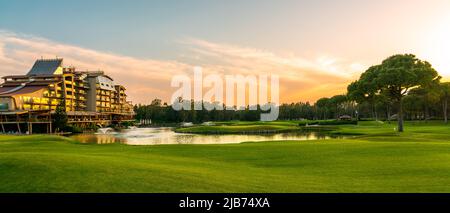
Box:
[421,14,450,78]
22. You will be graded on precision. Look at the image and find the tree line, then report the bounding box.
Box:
[134,54,449,132]
[134,99,266,123]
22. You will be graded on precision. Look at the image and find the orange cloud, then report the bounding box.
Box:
[181,38,364,103]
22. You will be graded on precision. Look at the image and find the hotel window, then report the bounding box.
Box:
[0,103,8,110]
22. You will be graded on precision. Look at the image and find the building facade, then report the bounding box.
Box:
[0,58,134,133]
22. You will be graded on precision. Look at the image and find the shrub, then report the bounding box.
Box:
[299,120,357,126]
[63,125,84,133]
[86,123,99,131]
[121,121,136,128]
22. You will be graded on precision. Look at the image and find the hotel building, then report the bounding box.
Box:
[0,58,134,133]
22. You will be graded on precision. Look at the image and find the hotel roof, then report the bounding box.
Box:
[0,85,47,96]
[27,58,63,76]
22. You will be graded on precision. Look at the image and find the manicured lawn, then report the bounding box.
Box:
[1,121,450,192]
[175,120,352,134]
[176,120,307,133]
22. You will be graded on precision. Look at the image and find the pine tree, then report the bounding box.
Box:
[53,99,68,132]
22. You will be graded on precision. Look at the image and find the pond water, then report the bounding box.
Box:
[69,127,345,145]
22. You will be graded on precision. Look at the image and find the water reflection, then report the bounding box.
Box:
[69,127,343,145]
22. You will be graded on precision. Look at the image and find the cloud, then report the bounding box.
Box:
[182,38,365,102]
[0,30,365,104]
[0,30,192,104]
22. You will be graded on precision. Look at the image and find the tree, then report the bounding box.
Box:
[377,92,394,122]
[349,54,439,131]
[347,66,380,120]
[53,99,68,132]
[376,54,440,132]
[329,95,347,119]
[315,98,330,120]
[403,91,426,120]
[151,98,162,106]
[407,83,441,121]
[440,82,450,124]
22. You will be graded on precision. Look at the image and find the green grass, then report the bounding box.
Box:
[176,120,307,133]
[1,121,450,192]
[175,120,356,134]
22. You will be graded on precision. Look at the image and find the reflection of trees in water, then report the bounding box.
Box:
[70,128,347,145]
[71,134,124,144]
[95,135,121,144]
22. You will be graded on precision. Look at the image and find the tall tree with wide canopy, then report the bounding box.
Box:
[350,54,439,132]
[376,54,440,132]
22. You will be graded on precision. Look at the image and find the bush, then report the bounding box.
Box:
[63,125,84,133]
[121,121,136,128]
[299,120,357,126]
[86,123,100,131]
[358,118,375,121]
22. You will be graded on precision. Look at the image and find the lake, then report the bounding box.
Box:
[69,127,346,145]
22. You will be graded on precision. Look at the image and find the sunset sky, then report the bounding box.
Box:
[1,0,450,104]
